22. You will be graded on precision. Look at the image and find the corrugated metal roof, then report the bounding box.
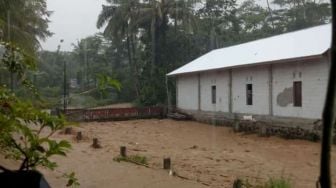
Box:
[168,24,331,76]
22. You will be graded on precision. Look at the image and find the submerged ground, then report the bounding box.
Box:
[1,119,336,187]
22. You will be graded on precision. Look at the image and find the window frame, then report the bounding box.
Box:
[211,85,216,104]
[293,81,302,107]
[246,84,253,106]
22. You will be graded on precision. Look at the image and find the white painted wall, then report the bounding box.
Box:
[176,58,329,119]
[177,74,198,110]
[232,65,270,115]
[200,71,230,112]
[273,59,329,119]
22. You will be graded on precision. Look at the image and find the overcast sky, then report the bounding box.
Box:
[41,0,106,51]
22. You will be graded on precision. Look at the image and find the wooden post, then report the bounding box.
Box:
[233,179,243,188]
[92,138,101,149]
[120,146,126,157]
[233,120,240,132]
[163,158,171,170]
[64,127,72,135]
[76,132,82,141]
[259,125,268,137]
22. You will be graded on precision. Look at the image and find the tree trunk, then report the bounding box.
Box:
[126,31,140,98]
[84,41,89,88]
[130,33,140,97]
[266,0,275,30]
[151,17,157,77]
[301,0,306,23]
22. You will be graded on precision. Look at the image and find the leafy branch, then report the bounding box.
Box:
[0,42,77,185]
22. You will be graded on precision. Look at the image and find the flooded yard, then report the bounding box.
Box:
[1,119,335,187]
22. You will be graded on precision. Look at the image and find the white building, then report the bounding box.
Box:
[168,24,331,128]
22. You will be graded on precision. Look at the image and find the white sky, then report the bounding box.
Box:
[41,0,106,51]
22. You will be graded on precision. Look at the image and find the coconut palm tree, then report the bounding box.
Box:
[97,0,199,100]
[131,0,199,74]
[0,0,52,54]
[97,0,142,97]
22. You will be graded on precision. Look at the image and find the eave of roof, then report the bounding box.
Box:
[171,54,328,77]
[167,24,331,76]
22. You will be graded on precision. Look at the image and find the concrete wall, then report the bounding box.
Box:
[200,70,230,112]
[232,65,270,115]
[177,74,198,110]
[273,59,329,119]
[176,58,329,120]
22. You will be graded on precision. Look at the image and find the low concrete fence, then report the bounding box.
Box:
[62,107,165,122]
[176,108,325,142]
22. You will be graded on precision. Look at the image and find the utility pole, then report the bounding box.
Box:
[63,58,67,111]
[58,39,66,112]
[84,40,88,88]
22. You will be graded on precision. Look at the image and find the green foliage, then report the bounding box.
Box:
[1,42,35,75]
[233,177,292,188]
[264,177,292,188]
[306,132,320,142]
[63,172,80,188]
[0,0,79,185]
[0,86,71,171]
[97,73,121,96]
[0,41,78,186]
[0,0,52,54]
[114,154,148,166]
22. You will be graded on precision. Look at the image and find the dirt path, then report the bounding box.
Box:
[1,119,336,187]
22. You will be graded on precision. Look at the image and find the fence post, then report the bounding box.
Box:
[163,158,171,170]
[120,146,127,157]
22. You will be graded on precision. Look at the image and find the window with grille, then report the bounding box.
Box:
[246,84,253,105]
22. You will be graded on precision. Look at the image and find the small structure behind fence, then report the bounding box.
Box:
[62,106,165,122]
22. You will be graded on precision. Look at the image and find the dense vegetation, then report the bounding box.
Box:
[1,0,331,109]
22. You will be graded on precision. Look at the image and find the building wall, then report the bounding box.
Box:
[177,74,198,110]
[232,65,270,115]
[200,70,230,112]
[176,58,329,120]
[272,59,329,119]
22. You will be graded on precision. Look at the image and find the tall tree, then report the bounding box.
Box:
[0,0,52,54]
[197,0,237,49]
[272,0,331,31]
[97,0,141,97]
[72,35,105,88]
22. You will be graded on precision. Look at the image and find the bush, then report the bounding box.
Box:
[39,87,62,98]
[114,154,148,166]
[264,177,292,188]
[233,177,292,188]
[306,132,320,142]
